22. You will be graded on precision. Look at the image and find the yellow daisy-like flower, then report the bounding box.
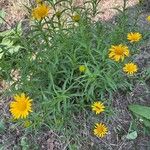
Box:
[146,15,150,22]
[123,63,138,75]
[9,93,32,119]
[94,123,108,138]
[71,14,80,22]
[79,65,86,73]
[127,32,142,43]
[32,4,50,20]
[91,101,105,114]
[108,44,129,62]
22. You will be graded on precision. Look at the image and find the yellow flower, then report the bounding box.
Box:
[79,65,86,73]
[127,32,142,43]
[109,44,129,62]
[146,15,150,22]
[23,120,32,128]
[94,123,108,138]
[123,63,138,75]
[71,14,80,22]
[32,4,50,20]
[10,93,32,119]
[91,101,105,114]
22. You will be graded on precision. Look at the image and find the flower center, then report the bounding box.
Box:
[131,36,137,40]
[39,10,46,16]
[95,106,101,110]
[128,66,134,71]
[18,102,27,111]
[97,126,104,133]
[115,48,124,55]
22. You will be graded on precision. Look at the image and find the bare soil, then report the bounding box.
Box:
[0,0,139,28]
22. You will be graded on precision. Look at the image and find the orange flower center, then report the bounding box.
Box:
[127,66,132,70]
[97,126,105,133]
[115,47,124,55]
[131,36,137,40]
[95,106,101,110]
[18,101,27,111]
[39,10,47,16]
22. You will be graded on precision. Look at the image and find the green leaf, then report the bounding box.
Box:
[143,118,150,128]
[0,52,4,59]
[1,38,14,47]
[16,22,22,35]
[20,137,29,150]
[0,145,5,150]
[126,131,137,140]
[9,45,21,54]
[128,104,150,120]
[0,48,4,59]
[0,120,6,133]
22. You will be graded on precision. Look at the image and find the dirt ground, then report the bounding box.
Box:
[0,0,150,149]
[0,0,139,27]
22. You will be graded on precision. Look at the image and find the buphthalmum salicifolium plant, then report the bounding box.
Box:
[0,0,145,138]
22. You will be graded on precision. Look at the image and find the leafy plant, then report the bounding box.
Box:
[128,104,150,128]
[126,131,138,140]
[20,137,30,150]
[0,0,148,148]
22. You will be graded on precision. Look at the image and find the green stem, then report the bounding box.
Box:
[38,21,51,49]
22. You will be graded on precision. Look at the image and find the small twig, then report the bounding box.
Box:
[0,16,12,28]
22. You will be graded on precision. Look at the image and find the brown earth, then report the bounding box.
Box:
[0,0,139,28]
